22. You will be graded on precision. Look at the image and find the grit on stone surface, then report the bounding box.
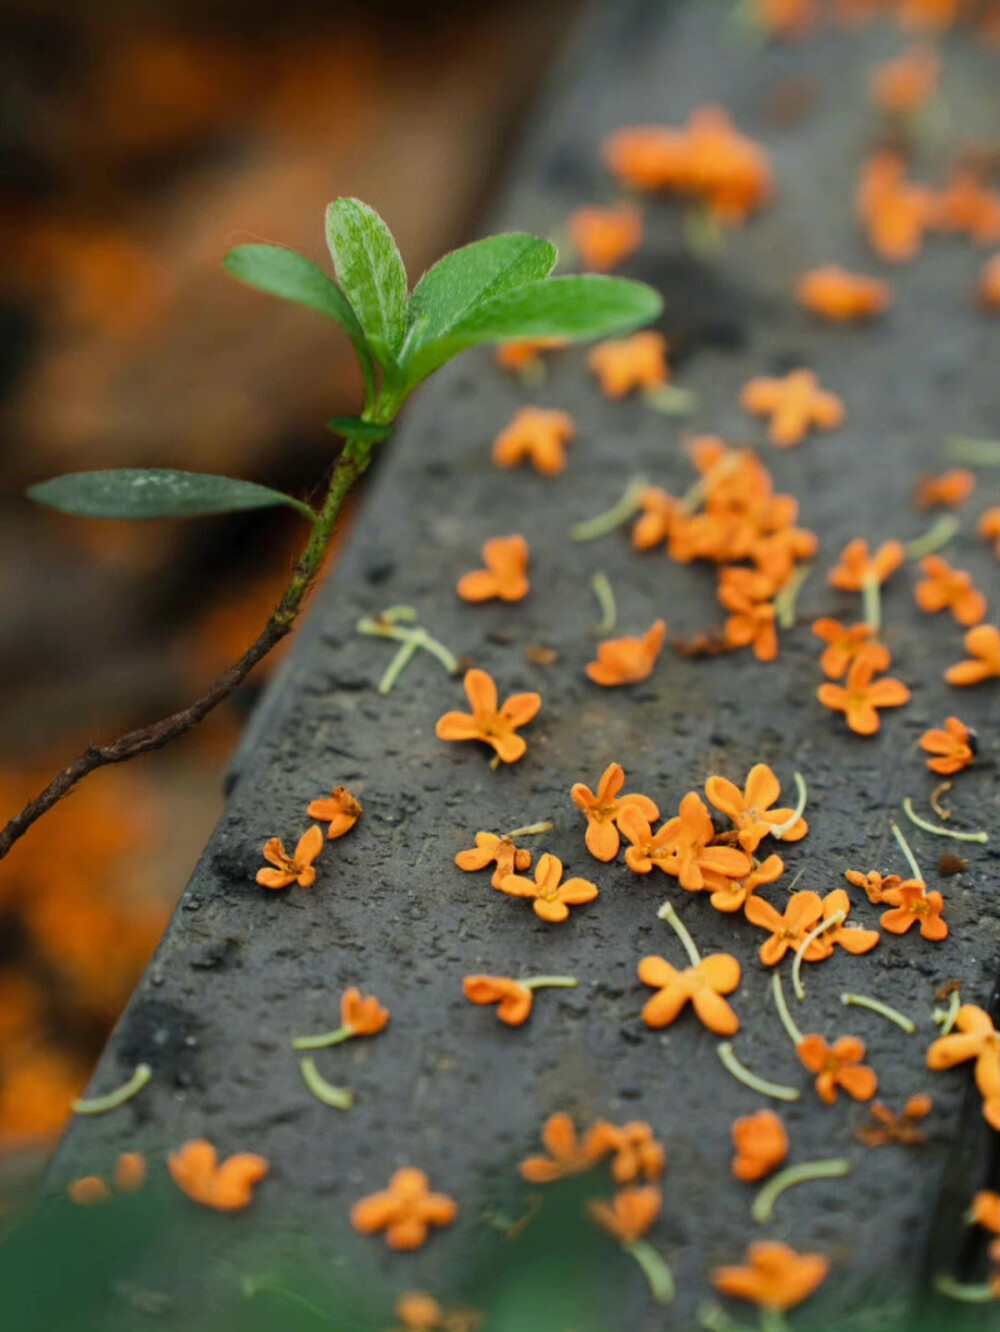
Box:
[45,3,1000,1329]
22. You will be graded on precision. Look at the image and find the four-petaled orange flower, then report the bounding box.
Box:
[591,1120,667,1183]
[455,831,532,889]
[632,486,679,550]
[499,853,598,923]
[931,169,1000,244]
[919,716,976,775]
[718,579,778,662]
[740,369,845,447]
[351,1168,457,1250]
[981,255,1000,311]
[744,890,826,967]
[436,669,541,763]
[638,953,741,1035]
[844,868,902,905]
[256,825,324,890]
[495,338,566,372]
[659,792,753,892]
[492,406,575,476]
[797,1034,878,1104]
[618,807,680,875]
[586,1186,661,1244]
[167,1139,269,1212]
[869,45,939,115]
[856,1094,932,1147]
[462,976,533,1027]
[927,1005,1000,1131]
[457,535,530,603]
[586,620,666,686]
[704,853,784,914]
[817,656,911,734]
[519,1111,603,1182]
[971,1191,1000,1234]
[828,538,905,591]
[880,879,948,941]
[588,332,668,398]
[569,204,643,272]
[811,618,890,679]
[914,555,987,627]
[979,507,1000,556]
[945,624,1000,686]
[307,785,362,840]
[571,762,660,862]
[795,265,892,321]
[68,1175,111,1206]
[731,1109,789,1182]
[817,887,881,956]
[705,764,807,853]
[856,152,933,262]
[915,469,975,511]
[712,1241,829,1312]
[341,987,390,1036]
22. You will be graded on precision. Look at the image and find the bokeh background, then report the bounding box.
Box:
[0,0,578,1204]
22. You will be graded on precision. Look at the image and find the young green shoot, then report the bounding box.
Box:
[774,566,812,629]
[625,1240,676,1305]
[933,988,961,1036]
[904,515,959,560]
[891,821,924,881]
[862,575,881,632]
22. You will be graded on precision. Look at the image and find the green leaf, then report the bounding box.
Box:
[325,417,393,443]
[403,233,557,357]
[28,470,313,521]
[222,245,374,391]
[325,199,408,370]
[400,275,663,385]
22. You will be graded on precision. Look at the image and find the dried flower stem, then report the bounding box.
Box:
[771,973,805,1047]
[840,992,915,1034]
[902,798,987,845]
[298,1057,353,1110]
[930,782,953,821]
[792,912,844,1001]
[569,476,649,541]
[771,772,807,839]
[751,1159,850,1223]
[933,988,961,1036]
[624,1240,675,1305]
[591,571,617,634]
[72,1063,152,1115]
[657,900,702,967]
[716,1041,800,1102]
[862,574,881,632]
[904,515,959,561]
[774,566,812,629]
[891,821,924,881]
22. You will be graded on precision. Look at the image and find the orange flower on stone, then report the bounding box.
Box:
[456,535,530,603]
[811,618,890,679]
[915,555,987,627]
[718,582,778,662]
[740,369,844,447]
[658,791,753,892]
[436,668,541,764]
[570,762,660,862]
[351,1168,457,1250]
[869,45,939,115]
[114,1152,147,1192]
[588,332,668,398]
[704,853,784,914]
[817,656,910,735]
[618,807,680,875]
[856,152,933,262]
[307,785,362,840]
[855,1094,932,1147]
[828,537,905,591]
[915,469,975,511]
[341,987,390,1036]
[931,170,1000,244]
[68,1175,111,1206]
[971,1192,1000,1234]
[980,255,1000,311]
[593,1120,667,1184]
[495,338,566,372]
[638,953,741,1036]
[587,1186,661,1244]
[945,624,1000,686]
[919,716,976,775]
[844,868,902,905]
[705,763,807,854]
[731,1109,789,1182]
[586,620,666,686]
[979,507,1000,556]
[712,1241,829,1312]
[462,976,533,1027]
[744,890,825,967]
[796,1034,878,1104]
[455,831,531,889]
[519,1112,602,1183]
[817,887,881,956]
[499,853,598,923]
[256,825,324,890]
[167,1139,269,1212]
[795,265,892,321]
[880,880,948,941]
[632,486,679,551]
[492,406,575,476]
[569,204,643,272]
[927,1005,1000,1131]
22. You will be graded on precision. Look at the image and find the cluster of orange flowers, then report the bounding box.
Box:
[858,150,1000,264]
[755,0,997,40]
[256,784,361,889]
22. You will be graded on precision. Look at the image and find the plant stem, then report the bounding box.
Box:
[933,988,961,1036]
[771,772,807,839]
[861,575,881,631]
[72,1063,152,1115]
[298,1058,354,1110]
[751,1159,849,1223]
[624,1240,675,1304]
[771,973,805,1047]
[840,992,915,1034]
[0,428,384,862]
[569,476,648,541]
[657,900,702,967]
[241,1275,334,1324]
[591,571,617,634]
[902,798,987,844]
[792,911,844,1001]
[890,821,924,880]
[292,1025,354,1052]
[520,976,578,991]
[904,515,959,560]
[716,1041,800,1102]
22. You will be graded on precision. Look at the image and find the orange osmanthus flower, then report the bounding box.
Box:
[307,785,362,840]
[971,1191,1000,1234]
[704,853,784,914]
[931,170,1000,244]
[731,1109,789,1182]
[705,763,807,853]
[927,1005,1000,1131]
[817,887,881,956]
[457,535,530,603]
[462,976,534,1027]
[632,486,679,550]
[167,1140,269,1212]
[979,507,1000,556]
[587,1186,661,1244]
[811,618,890,679]
[880,880,947,941]
[455,831,531,889]
[340,987,390,1036]
[945,624,1000,686]
[519,1112,604,1183]
[797,1034,878,1104]
[586,620,666,686]
[844,868,902,905]
[68,1175,111,1205]
[869,45,939,114]
[256,825,324,890]
[915,555,987,627]
[719,582,778,662]
[795,265,892,320]
[828,537,905,591]
[588,331,669,398]
[915,469,975,511]
[570,762,660,861]
[499,853,598,923]
[638,953,741,1035]
[856,152,933,262]
[569,204,643,272]
[817,656,910,734]
[618,808,680,875]
[856,1094,932,1148]
[980,255,1000,311]
[492,406,575,475]
[658,792,753,892]
[436,668,541,763]
[919,717,976,774]
[712,1241,829,1312]
[753,0,817,39]
[495,338,566,372]
[592,1120,666,1184]
[744,890,826,967]
[740,369,845,447]
[898,0,959,33]
[114,1151,147,1193]
[351,1168,457,1250]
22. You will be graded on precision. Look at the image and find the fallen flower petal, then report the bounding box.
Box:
[945,624,1000,686]
[795,265,892,321]
[916,469,975,511]
[520,1111,603,1183]
[167,1139,268,1212]
[586,620,666,686]
[571,762,660,862]
[569,204,643,272]
[712,1240,829,1312]
[828,537,905,591]
[915,555,987,627]
[351,1168,457,1250]
[731,1109,789,1182]
[919,717,976,775]
[638,952,741,1035]
[811,617,890,679]
[462,975,534,1027]
[740,369,844,447]
[705,763,807,854]
[492,406,575,475]
[499,852,599,923]
[256,825,324,890]
[457,535,530,603]
[587,1185,661,1244]
[817,656,910,734]
[797,1034,878,1104]
[436,668,541,763]
[455,831,532,889]
[306,785,362,840]
[588,332,669,398]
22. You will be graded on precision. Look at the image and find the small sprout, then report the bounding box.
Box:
[902,797,987,844]
[72,1063,151,1115]
[299,1058,353,1110]
[357,611,459,693]
[840,992,916,1034]
[569,475,649,541]
[751,1159,850,1224]
[716,1042,800,1103]
[591,571,617,635]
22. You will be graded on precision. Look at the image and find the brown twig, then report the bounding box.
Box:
[0,436,377,862]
